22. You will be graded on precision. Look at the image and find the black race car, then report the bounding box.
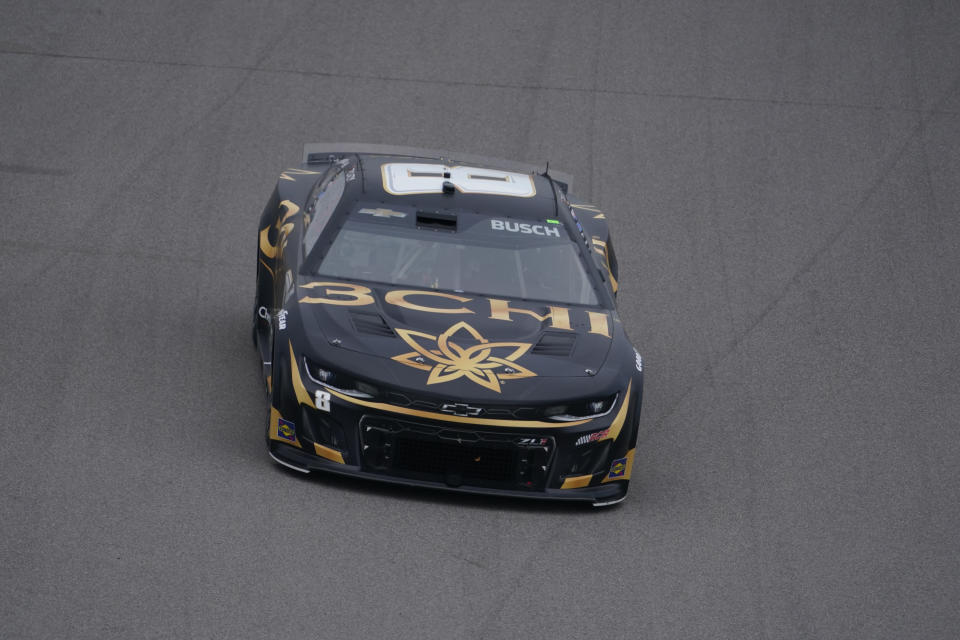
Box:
[254,143,643,506]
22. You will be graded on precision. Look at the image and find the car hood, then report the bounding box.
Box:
[291,279,618,400]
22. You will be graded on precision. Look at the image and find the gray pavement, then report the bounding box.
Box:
[2,2,959,638]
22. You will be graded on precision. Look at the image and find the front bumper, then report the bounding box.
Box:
[268,439,628,506]
[266,382,638,506]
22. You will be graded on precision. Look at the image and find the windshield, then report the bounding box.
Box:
[314,209,600,306]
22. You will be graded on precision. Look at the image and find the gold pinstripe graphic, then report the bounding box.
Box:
[288,341,316,409]
[314,443,346,464]
[560,474,593,489]
[321,384,592,429]
[600,380,632,443]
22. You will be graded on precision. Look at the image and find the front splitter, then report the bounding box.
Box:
[268,442,628,507]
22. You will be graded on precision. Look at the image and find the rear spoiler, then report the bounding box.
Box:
[302,142,572,193]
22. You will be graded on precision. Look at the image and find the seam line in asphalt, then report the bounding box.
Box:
[2,49,958,117]
[3,238,247,268]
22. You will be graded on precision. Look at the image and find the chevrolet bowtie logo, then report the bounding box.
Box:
[441,403,483,417]
[392,321,536,393]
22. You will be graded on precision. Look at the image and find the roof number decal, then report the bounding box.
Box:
[381,163,536,198]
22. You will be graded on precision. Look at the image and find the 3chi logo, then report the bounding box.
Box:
[392,321,535,393]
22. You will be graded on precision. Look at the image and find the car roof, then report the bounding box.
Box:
[355,154,561,221]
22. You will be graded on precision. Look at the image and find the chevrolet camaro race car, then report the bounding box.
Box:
[253,143,643,506]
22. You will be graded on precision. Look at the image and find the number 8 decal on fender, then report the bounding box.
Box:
[314,390,331,412]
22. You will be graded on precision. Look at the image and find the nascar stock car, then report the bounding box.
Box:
[253,143,643,506]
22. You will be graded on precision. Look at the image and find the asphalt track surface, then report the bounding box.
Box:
[2,2,960,638]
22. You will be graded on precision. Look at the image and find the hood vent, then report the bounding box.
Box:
[349,310,395,337]
[416,211,457,232]
[531,332,576,356]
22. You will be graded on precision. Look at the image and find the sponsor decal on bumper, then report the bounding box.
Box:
[277,418,297,443]
[607,457,627,479]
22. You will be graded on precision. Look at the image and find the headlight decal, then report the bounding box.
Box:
[303,356,377,399]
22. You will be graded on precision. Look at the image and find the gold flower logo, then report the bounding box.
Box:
[392,321,536,393]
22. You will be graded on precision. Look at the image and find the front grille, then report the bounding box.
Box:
[386,392,443,411]
[359,416,553,490]
[393,437,514,484]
